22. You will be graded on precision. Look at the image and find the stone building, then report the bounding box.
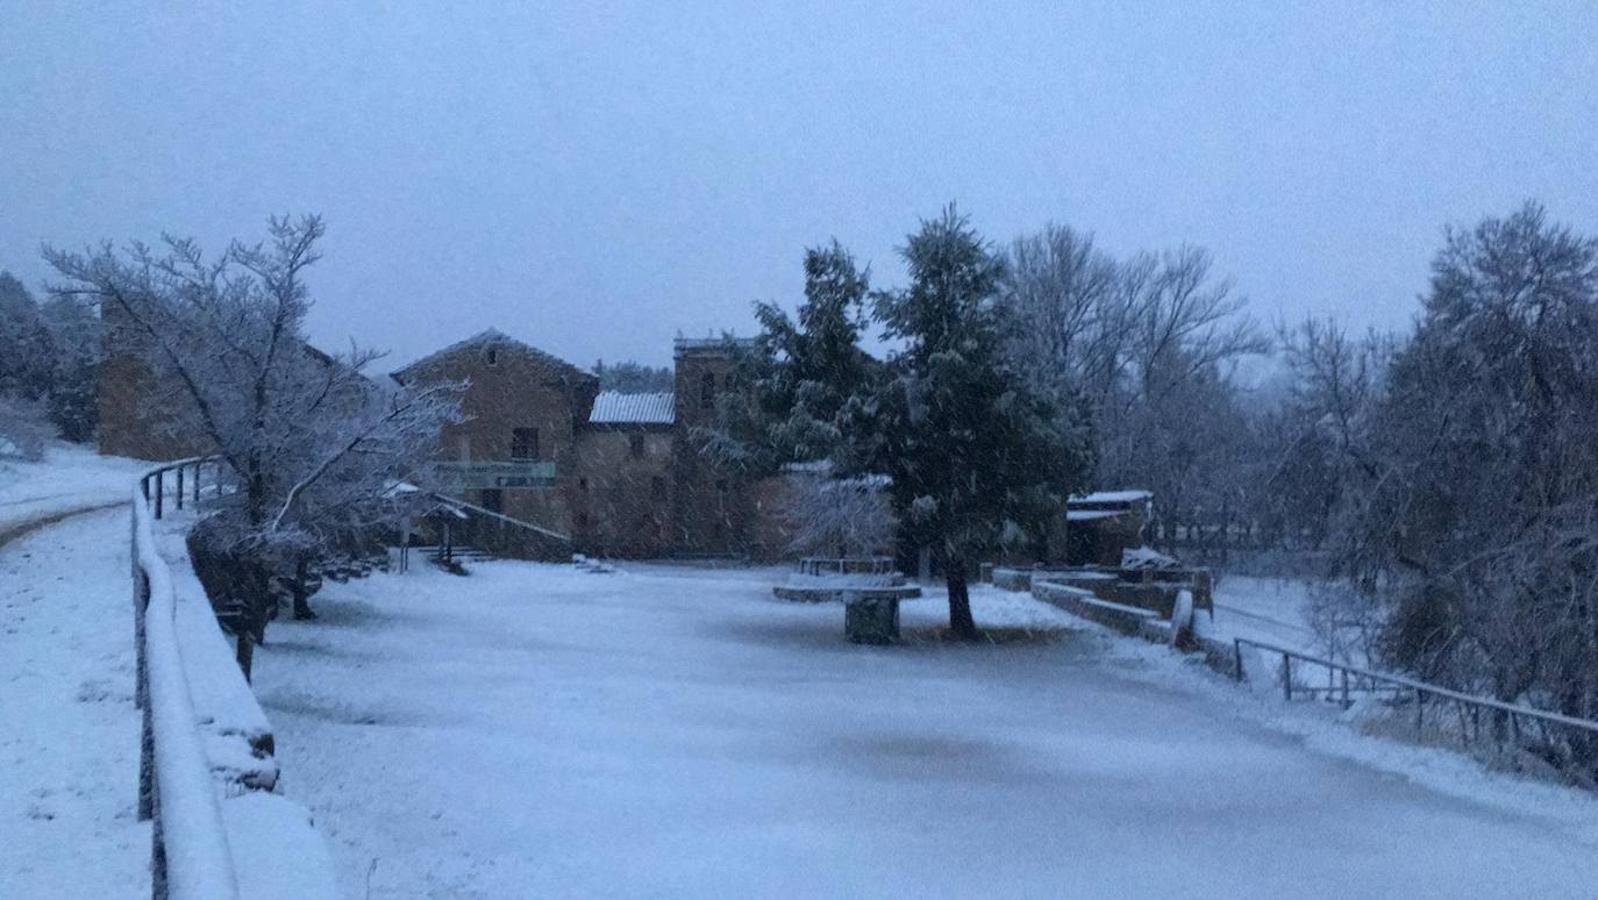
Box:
[99,318,791,560]
[390,329,785,560]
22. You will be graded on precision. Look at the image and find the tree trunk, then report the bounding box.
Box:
[946,562,977,640]
[291,555,316,620]
[235,633,254,682]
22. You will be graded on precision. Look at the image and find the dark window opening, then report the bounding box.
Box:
[486,346,499,366]
[700,372,715,409]
[512,427,540,460]
[480,489,503,514]
[629,433,646,458]
[578,477,589,492]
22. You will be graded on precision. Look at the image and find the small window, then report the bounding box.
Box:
[651,476,666,500]
[700,372,716,409]
[578,477,589,492]
[629,434,646,459]
[486,346,499,366]
[512,427,539,460]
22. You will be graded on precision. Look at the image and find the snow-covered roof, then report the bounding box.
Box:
[589,391,675,425]
[1071,490,1153,505]
[1066,509,1125,522]
[781,459,835,475]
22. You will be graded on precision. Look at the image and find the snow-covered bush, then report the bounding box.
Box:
[784,472,896,559]
[0,395,55,461]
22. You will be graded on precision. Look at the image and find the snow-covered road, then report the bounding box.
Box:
[254,560,1598,898]
[0,443,151,541]
[0,508,148,898]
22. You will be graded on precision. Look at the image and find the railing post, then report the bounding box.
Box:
[175,466,184,510]
[132,511,146,709]
[1415,688,1424,736]
[139,689,155,821]
[1282,653,1292,701]
[154,470,164,520]
[151,797,168,899]
[194,461,202,505]
[1233,638,1244,682]
[1341,669,1350,708]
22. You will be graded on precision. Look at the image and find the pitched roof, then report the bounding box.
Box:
[1071,490,1152,505]
[390,328,594,384]
[588,391,675,425]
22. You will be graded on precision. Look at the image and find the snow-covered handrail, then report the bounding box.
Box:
[133,458,239,899]
[435,492,572,542]
[1234,636,1598,768]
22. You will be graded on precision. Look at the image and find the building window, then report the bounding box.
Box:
[651,476,666,500]
[486,346,499,366]
[512,427,539,460]
[480,489,503,514]
[700,372,715,409]
[578,477,589,492]
[629,434,645,459]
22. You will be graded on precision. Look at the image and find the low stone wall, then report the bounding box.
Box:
[1032,577,1240,677]
[1032,580,1166,640]
[991,566,1036,592]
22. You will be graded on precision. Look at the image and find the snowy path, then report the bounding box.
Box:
[0,443,151,539]
[256,561,1598,898]
[0,508,148,899]
[1207,576,1321,651]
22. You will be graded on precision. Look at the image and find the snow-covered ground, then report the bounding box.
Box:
[0,442,151,539]
[0,508,148,898]
[1205,575,1323,652]
[253,558,1598,898]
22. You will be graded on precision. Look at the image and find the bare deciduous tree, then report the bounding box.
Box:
[45,215,460,677]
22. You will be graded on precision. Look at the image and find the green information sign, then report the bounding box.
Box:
[434,460,557,490]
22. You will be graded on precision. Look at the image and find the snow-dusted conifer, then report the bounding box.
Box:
[871,206,1090,638]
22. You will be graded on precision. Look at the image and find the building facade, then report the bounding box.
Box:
[98,319,793,559]
[390,330,788,559]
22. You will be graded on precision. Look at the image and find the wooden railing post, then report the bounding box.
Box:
[139,688,156,821]
[1282,653,1292,701]
[175,467,184,510]
[193,461,201,505]
[154,470,164,520]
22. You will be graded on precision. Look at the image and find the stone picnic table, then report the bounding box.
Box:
[772,581,925,643]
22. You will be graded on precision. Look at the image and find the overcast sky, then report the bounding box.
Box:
[4,2,1595,369]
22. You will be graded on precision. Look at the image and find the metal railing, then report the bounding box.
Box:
[133,457,238,899]
[1233,636,1598,764]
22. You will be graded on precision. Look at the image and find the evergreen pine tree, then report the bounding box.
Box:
[871,206,1090,638]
